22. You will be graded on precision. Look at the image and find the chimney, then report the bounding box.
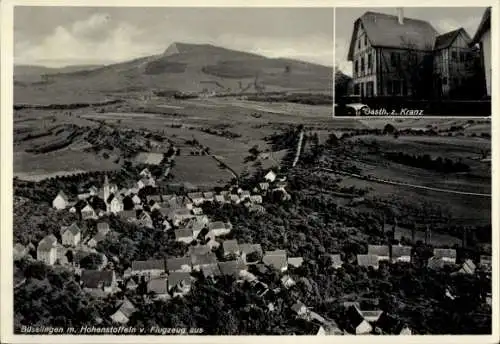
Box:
[397,8,404,25]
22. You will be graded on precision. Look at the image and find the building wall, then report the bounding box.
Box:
[351,24,377,97]
[481,29,491,96]
[52,196,67,210]
[37,248,57,265]
[62,231,81,247]
[434,32,475,97]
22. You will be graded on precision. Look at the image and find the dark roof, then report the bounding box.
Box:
[367,245,389,256]
[167,257,191,271]
[392,245,412,258]
[147,278,168,294]
[223,240,240,254]
[345,305,366,333]
[62,222,81,236]
[218,260,246,276]
[433,248,457,259]
[131,259,166,271]
[348,11,438,60]
[471,7,491,44]
[188,245,211,256]
[357,254,379,268]
[81,270,114,288]
[168,272,191,289]
[434,28,471,50]
[201,264,221,278]
[192,251,218,266]
[175,229,193,239]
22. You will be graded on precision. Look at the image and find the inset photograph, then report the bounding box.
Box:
[334,7,491,116]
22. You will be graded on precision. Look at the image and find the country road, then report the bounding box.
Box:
[319,167,491,197]
[292,130,304,168]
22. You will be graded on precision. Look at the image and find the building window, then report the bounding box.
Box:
[366,81,374,97]
[358,38,361,49]
[391,52,399,67]
[442,77,448,85]
[452,51,457,61]
[402,82,408,96]
[368,53,373,70]
[360,82,365,98]
[355,61,358,76]
[364,35,367,46]
[393,80,401,95]
[361,57,365,73]
[387,81,393,95]
[354,83,360,95]
[459,52,466,62]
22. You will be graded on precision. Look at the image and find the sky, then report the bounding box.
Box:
[335,7,487,76]
[14,7,334,67]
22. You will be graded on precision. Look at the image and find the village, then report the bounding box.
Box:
[12,135,493,336]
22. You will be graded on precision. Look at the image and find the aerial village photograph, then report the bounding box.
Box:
[1,3,494,340]
[335,7,492,116]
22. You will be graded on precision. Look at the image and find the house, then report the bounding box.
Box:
[432,248,457,264]
[214,194,226,203]
[137,177,155,189]
[106,194,124,214]
[223,240,240,257]
[206,238,221,250]
[146,194,162,204]
[203,192,214,202]
[110,298,136,324]
[188,192,205,206]
[147,278,170,300]
[175,229,194,244]
[357,254,379,270]
[192,207,203,215]
[281,275,296,288]
[360,310,384,323]
[81,204,97,220]
[61,223,82,247]
[118,210,137,223]
[248,204,266,214]
[88,185,99,196]
[249,195,263,204]
[239,243,263,264]
[137,211,154,229]
[470,7,491,97]
[14,243,29,261]
[479,255,492,271]
[229,194,241,204]
[218,260,247,278]
[457,259,476,274]
[170,209,195,226]
[185,216,209,239]
[97,222,110,236]
[264,170,277,183]
[191,251,218,272]
[126,259,166,279]
[345,305,373,335]
[201,264,221,279]
[86,232,107,248]
[263,250,288,272]
[427,256,446,270]
[139,168,152,178]
[206,221,231,237]
[131,195,142,205]
[291,300,308,316]
[168,272,192,297]
[81,270,117,296]
[124,278,138,290]
[37,235,58,266]
[167,257,192,273]
[240,191,251,200]
[328,254,343,269]
[367,245,390,261]
[347,9,476,99]
[259,182,270,191]
[52,190,69,210]
[238,270,258,283]
[288,257,304,268]
[391,245,412,263]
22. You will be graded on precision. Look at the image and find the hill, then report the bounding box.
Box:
[14,64,104,83]
[14,42,333,105]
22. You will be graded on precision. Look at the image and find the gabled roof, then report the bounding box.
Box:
[328,254,343,267]
[240,243,263,257]
[348,11,438,61]
[434,28,471,50]
[203,192,214,199]
[368,245,390,256]
[81,270,114,288]
[391,245,412,258]
[202,264,221,278]
[55,190,69,202]
[291,300,306,313]
[168,272,191,289]
[188,245,211,256]
[192,251,218,266]
[263,250,287,270]
[147,278,168,294]
[188,192,203,200]
[357,254,379,268]
[433,248,457,259]
[62,222,81,236]
[115,298,136,318]
[288,257,304,268]
[131,259,166,271]
[223,240,240,254]
[208,221,226,230]
[38,234,57,251]
[167,257,192,271]
[175,228,193,239]
[218,260,246,276]
[471,7,491,44]
[119,210,137,220]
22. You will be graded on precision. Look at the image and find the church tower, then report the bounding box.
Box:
[103,175,110,213]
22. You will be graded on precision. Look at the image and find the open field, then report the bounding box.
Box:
[170,155,233,187]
